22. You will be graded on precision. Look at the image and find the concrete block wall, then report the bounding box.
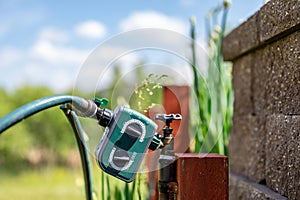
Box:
[222,0,299,199]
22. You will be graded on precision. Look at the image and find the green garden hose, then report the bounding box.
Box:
[0,95,96,200]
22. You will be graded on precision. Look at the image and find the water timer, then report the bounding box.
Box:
[95,106,157,182]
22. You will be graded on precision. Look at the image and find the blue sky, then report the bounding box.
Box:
[0,0,264,92]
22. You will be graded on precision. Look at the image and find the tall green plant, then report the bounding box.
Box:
[190,0,233,155]
[96,171,147,200]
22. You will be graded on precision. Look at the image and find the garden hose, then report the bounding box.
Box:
[0,95,97,134]
[61,108,93,200]
[0,95,98,200]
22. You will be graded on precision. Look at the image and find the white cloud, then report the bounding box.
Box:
[0,16,206,93]
[0,19,109,92]
[0,23,93,92]
[0,47,23,68]
[75,45,142,91]
[75,20,107,39]
[23,63,75,92]
[0,42,87,92]
[30,24,92,65]
[74,27,209,93]
[119,11,187,34]
[38,27,69,43]
[30,39,89,65]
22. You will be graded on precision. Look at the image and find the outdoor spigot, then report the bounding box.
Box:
[155,114,182,146]
[148,114,182,150]
[155,114,181,200]
[155,114,182,128]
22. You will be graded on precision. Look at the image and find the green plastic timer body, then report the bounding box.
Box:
[96,106,157,182]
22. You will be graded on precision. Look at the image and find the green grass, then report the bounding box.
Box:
[0,162,149,200]
[90,155,148,200]
[0,167,84,200]
[190,1,233,155]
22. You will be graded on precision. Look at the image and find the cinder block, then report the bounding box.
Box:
[222,14,259,61]
[265,42,285,114]
[232,54,253,116]
[245,116,266,182]
[223,0,300,61]
[229,115,265,182]
[280,32,300,115]
[252,48,270,115]
[266,114,288,196]
[266,31,300,115]
[286,115,300,200]
[224,1,300,199]
[176,153,228,200]
[230,173,289,200]
[266,114,300,199]
[259,0,300,43]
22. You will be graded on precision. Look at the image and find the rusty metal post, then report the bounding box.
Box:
[162,85,190,153]
[157,85,189,200]
[176,153,229,200]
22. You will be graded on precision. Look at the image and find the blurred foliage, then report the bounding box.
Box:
[0,167,83,200]
[0,86,77,170]
[97,64,164,113]
[190,1,233,155]
[130,74,164,114]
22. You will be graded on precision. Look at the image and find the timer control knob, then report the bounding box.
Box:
[112,149,130,168]
[125,123,142,138]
